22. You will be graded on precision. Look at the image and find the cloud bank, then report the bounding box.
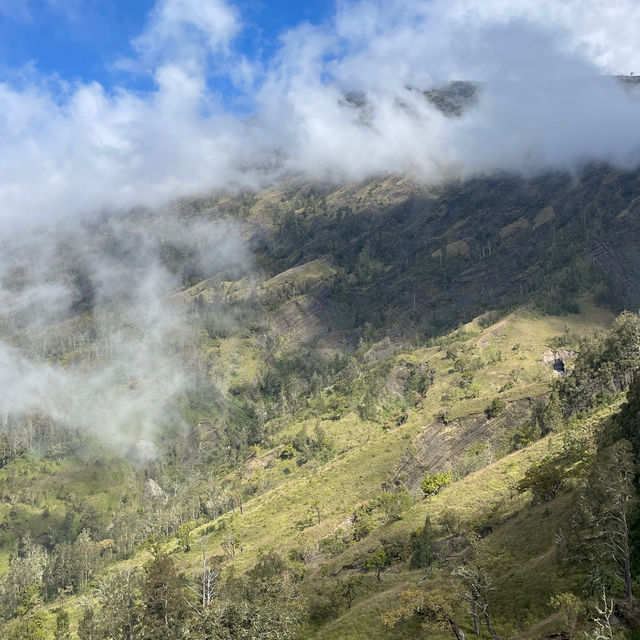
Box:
[0,0,640,227]
[0,212,250,450]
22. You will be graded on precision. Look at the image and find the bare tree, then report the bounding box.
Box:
[584,589,615,640]
[560,440,637,603]
[220,531,242,560]
[453,565,500,639]
[199,545,219,608]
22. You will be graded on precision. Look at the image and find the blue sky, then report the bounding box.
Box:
[0,0,334,91]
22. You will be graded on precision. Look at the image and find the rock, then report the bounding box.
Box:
[144,478,167,501]
[542,349,578,376]
[364,337,399,363]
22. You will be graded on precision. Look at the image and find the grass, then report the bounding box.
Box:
[175,299,615,580]
[0,299,618,639]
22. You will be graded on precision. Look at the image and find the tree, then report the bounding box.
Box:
[7,583,48,640]
[139,553,188,640]
[600,312,640,388]
[77,605,101,640]
[6,612,48,640]
[184,547,221,635]
[330,575,363,612]
[584,589,616,640]
[75,530,97,578]
[190,599,302,640]
[352,505,375,541]
[516,455,569,503]
[453,565,501,640]
[549,593,583,640]
[485,398,506,419]
[384,587,467,640]
[560,440,637,602]
[422,471,452,497]
[517,430,591,504]
[220,531,242,560]
[440,508,463,536]
[177,524,192,553]
[451,537,503,640]
[245,551,290,600]
[198,546,219,609]
[1,535,47,615]
[616,371,640,456]
[187,553,303,640]
[310,499,322,525]
[364,549,389,582]
[410,514,438,569]
[94,567,141,640]
[54,608,71,640]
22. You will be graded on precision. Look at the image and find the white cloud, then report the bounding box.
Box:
[2,0,640,444]
[448,0,640,74]
[124,0,240,71]
[0,213,250,448]
[0,0,640,228]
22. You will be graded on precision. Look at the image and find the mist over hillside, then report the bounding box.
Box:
[3,1,640,640]
[2,0,640,227]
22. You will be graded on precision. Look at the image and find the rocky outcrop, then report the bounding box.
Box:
[144,478,167,501]
[393,397,545,496]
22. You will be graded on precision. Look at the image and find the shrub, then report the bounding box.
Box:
[279,444,296,460]
[485,397,506,419]
[377,488,412,522]
[421,471,451,497]
[352,507,376,541]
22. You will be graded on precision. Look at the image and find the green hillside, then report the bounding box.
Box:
[2,166,640,639]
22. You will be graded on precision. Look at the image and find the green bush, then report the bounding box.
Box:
[377,488,412,522]
[421,471,451,497]
[279,444,296,460]
[485,397,506,419]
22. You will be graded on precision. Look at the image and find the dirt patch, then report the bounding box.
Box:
[533,206,556,229]
[499,217,531,239]
[431,239,470,260]
[246,446,284,472]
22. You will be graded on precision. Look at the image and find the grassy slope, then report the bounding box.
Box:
[1,298,616,638]
[0,454,137,572]
[304,406,619,640]
[190,296,612,558]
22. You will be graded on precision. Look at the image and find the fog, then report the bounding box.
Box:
[1,0,639,226]
[0,211,250,451]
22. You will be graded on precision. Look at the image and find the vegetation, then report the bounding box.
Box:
[3,166,640,638]
[422,472,452,497]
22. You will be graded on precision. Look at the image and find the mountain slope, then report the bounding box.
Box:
[2,165,640,639]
